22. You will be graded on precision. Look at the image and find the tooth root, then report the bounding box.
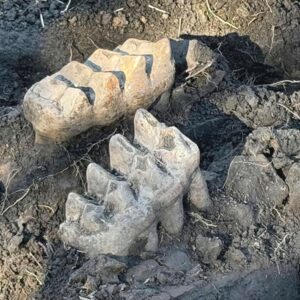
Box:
[160,197,184,234]
[109,134,139,176]
[87,163,115,200]
[188,168,212,211]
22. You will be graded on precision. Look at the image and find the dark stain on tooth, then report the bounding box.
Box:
[144,55,153,76]
[84,60,102,72]
[110,71,126,90]
[54,74,96,105]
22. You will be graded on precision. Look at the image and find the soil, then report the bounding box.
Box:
[1,0,300,299]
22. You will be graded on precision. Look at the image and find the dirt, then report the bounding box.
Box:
[1,0,300,299]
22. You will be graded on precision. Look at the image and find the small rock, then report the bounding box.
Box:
[162,13,169,19]
[102,13,112,26]
[69,255,126,284]
[225,247,247,267]
[26,13,36,25]
[127,0,136,8]
[228,203,254,229]
[68,16,77,25]
[160,249,192,272]
[126,260,160,282]
[82,275,97,292]
[140,16,147,24]
[112,14,128,28]
[195,234,222,264]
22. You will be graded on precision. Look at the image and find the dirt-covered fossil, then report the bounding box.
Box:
[23,38,175,143]
[59,109,211,257]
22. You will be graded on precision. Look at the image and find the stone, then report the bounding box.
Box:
[195,234,222,264]
[59,109,211,257]
[112,14,128,28]
[227,203,254,229]
[225,247,247,267]
[102,13,112,25]
[126,260,160,282]
[160,249,192,272]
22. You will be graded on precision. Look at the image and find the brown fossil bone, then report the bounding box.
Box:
[23,38,175,143]
[59,109,211,257]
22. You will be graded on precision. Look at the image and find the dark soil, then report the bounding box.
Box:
[1,0,300,299]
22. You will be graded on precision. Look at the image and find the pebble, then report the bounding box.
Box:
[102,13,112,26]
[140,16,147,24]
[195,234,223,264]
[68,16,77,25]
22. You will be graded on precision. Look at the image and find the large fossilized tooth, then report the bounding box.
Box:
[59,109,211,257]
[23,38,175,143]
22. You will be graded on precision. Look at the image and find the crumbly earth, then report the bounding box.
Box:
[1,0,300,299]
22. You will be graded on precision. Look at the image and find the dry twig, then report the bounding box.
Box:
[114,8,124,13]
[148,4,169,14]
[257,79,300,87]
[24,269,43,285]
[185,60,214,80]
[189,212,217,228]
[265,0,273,13]
[278,103,300,120]
[61,0,72,14]
[268,25,275,54]
[205,0,238,30]
[177,17,182,38]
[274,233,289,255]
[88,37,100,49]
[1,188,30,216]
